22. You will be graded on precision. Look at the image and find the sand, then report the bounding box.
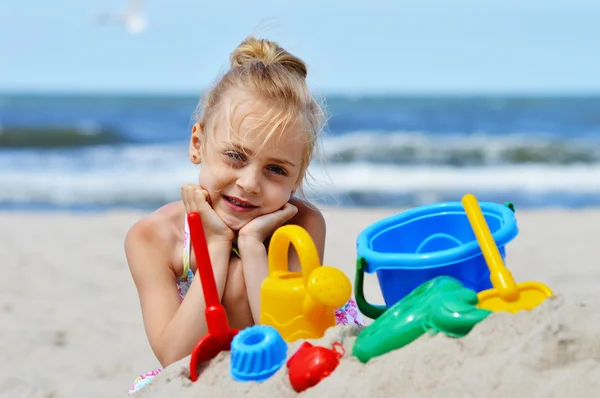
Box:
[1,207,599,397]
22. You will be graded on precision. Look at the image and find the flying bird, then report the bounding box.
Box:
[97,0,148,34]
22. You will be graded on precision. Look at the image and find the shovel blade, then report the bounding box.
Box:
[189,329,239,382]
[477,282,554,313]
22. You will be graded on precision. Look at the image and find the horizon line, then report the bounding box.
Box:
[2,88,600,99]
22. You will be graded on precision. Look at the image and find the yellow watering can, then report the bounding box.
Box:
[461,194,554,313]
[260,224,352,342]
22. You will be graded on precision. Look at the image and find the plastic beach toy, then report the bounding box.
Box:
[187,212,239,382]
[462,194,554,313]
[352,275,491,363]
[287,341,345,392]
[260,225,352,342]
[230,325,287,382]
[355,200,518,319]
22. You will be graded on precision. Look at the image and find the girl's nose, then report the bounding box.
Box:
[236,167,261,194]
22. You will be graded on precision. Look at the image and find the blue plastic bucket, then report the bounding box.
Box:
[356,201,518,309]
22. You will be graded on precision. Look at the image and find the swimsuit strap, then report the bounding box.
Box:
[181,214,191,279]
[182,213,242,278]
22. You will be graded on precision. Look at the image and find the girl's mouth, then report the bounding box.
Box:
[223,195,258,211]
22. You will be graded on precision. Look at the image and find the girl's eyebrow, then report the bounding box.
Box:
[268,157,296,168]
[228,142,297,168]
[226,142,252,155]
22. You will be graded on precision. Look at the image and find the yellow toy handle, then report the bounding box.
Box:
[268,225,352,320]
[268,224,321,287]
[462,194,520,302]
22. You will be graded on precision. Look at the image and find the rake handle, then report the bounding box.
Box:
[462,194,520,302]
[187,212,220,308]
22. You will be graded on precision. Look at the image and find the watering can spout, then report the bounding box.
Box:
[304,266,352,321]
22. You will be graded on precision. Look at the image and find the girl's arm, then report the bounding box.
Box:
[236,237,269,323]
[125,216,232,367]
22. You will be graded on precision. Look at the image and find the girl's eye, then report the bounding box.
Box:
[225,151,246,162]
[268,165,287,176]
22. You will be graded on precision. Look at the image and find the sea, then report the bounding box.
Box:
[1,93,599,212]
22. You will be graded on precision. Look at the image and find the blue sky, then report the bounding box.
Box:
[2,0,599,94]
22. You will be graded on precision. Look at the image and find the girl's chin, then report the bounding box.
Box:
[218,213,250,232]
[228,221,248,232]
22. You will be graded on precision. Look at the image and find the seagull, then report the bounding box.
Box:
[97,0,148,34]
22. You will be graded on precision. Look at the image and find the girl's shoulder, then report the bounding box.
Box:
[261,197,325,247]
[288,196,325,222]
[287,196,326,232]
[125,201,185,263]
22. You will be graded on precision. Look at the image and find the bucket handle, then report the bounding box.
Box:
[354,257,386,320]
[504,202,515,213]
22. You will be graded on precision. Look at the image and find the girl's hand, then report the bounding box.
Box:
[181,184,234,244]
[238,202,298,243]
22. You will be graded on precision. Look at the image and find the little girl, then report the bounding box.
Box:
[126,36,364,394]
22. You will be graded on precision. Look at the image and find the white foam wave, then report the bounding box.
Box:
[0,143,599,207]
[319,131,600,165]
[312,163,600,193]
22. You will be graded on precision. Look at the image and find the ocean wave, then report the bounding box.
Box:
[2,124,599,168]
[0,125,127,148]
[321,131,600,166]
[311,163,600,193]
[0,144,599,209]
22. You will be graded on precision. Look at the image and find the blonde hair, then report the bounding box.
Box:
[194,36,326,192]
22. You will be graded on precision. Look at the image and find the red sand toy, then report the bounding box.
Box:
[188,212,239,382]
[287,341,345,392]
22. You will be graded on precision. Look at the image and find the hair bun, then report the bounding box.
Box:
[230,37,308,79]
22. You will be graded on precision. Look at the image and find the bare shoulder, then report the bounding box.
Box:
[125,201,183,250]
[288,196,326,231]
[124,201,185,277]
[287,197,327,264]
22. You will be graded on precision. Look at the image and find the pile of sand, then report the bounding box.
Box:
[134,293,600,397]
[3,209,598,397]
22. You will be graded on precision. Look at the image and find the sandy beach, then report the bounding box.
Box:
[1,206,599,398]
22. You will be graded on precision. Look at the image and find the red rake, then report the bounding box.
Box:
[187,212,239,382]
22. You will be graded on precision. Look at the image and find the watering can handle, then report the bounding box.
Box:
[267,225,320,287]
[354,257,386,319]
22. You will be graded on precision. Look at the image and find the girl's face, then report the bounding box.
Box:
[189,94,306,231]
